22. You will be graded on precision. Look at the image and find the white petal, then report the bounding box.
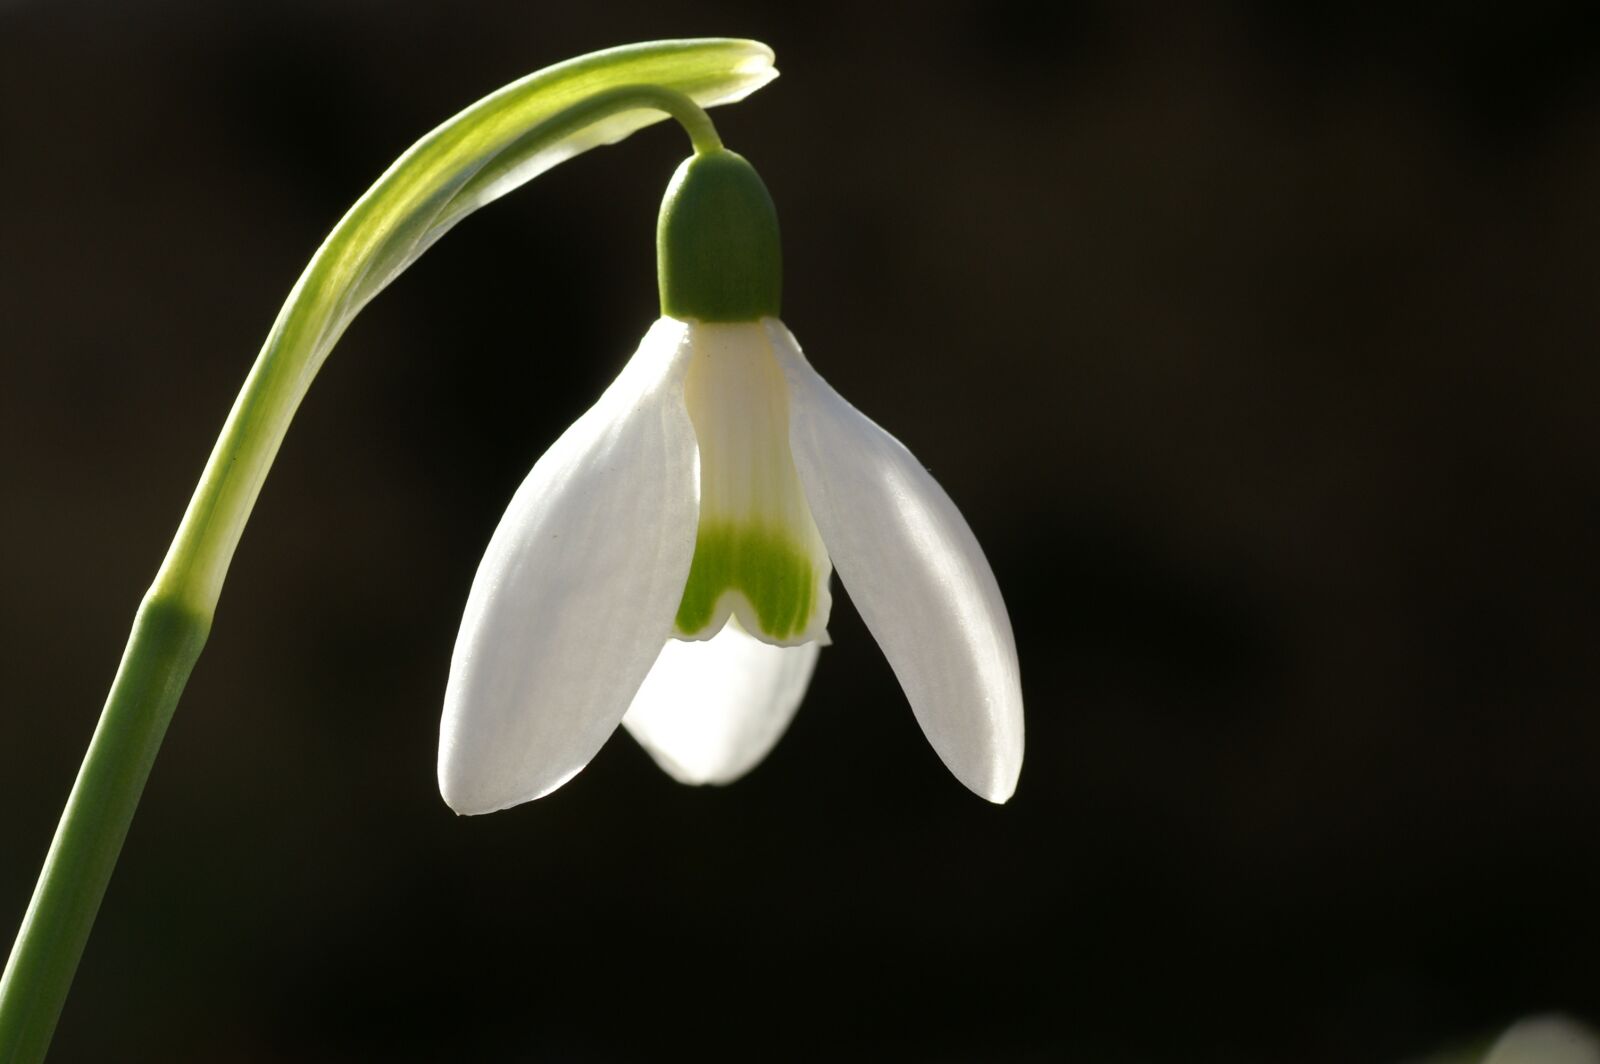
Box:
[1485,1016,1600,1064]
[622,619,820,785]
[768,321,1024,802]
[439,319,700,814]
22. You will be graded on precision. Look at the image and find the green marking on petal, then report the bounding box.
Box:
[674,521,818,641]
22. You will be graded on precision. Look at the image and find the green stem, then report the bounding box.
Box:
[0,598,208,1064]
[0,39,768,1062]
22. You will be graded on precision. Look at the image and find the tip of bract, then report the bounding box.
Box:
[670,38,778,102]
[726,39,778,84]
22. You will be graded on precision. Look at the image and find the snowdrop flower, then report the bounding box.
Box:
[439,145,1023,814]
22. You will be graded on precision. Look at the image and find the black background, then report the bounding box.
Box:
[2,3,1598,1061]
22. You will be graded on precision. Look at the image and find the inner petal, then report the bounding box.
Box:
[673,320,832,646]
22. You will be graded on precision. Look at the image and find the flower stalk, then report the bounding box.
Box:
[0,39,774,1062]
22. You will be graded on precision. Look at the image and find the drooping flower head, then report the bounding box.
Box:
[439,127,1023,814]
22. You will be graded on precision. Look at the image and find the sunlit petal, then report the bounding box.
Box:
[623,619,820,785]
[769,321,1024,802]
[439,319,700,814]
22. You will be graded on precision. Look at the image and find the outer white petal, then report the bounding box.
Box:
[621,620,820,785]
[768,321,1024,802]
[439,319,700,814]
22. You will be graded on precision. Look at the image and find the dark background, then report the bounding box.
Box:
[2,2,1597,1061]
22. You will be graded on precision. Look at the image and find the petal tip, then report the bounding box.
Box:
[437,765,501,817]
[438,759,583,816]
[960,753,1021,805]
[980,774,1019,805]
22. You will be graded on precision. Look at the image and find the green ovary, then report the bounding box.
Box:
[674,522,817,642]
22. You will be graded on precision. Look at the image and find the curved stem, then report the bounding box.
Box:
[156,83,732,620]
[0,39,771,1063]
